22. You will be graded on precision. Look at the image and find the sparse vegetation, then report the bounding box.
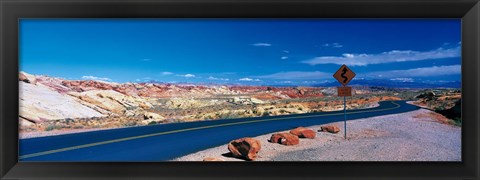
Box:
[412,89,461,127]
[44,124,64,131]
[218,112,243,119]
[22,79,462,136]
[452,117,462,126]
[262,112,270,117]
[122,121,137,127]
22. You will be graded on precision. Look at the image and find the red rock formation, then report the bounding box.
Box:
[227,137,261,160]
[319,125,340,133]
[269,133,300,146]
[33,73,326,100]
[61,80,114,92]
[289,127,316,139]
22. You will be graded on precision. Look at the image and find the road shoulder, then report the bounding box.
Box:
[173,109,461,161]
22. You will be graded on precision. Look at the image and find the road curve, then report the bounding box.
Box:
[19,100,420,161]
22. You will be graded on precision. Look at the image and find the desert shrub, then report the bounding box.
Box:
[73,125,84,129]
[44,125,55,131]
[126,106,137,111]
[434,105,446,111]
[218,112,242,119]
[148,121,158,125]
[452,117,462,126]
[64,118,74,124]
[44,124,63,131]
[262,112,270,117]
[122,121,137,127]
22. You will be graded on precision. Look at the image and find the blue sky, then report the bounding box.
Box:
[20,19,461,86]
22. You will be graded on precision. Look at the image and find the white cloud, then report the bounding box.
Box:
[283,50,290,53]
[176,74,196,78]
[390,78,414,82]
[302,46,460,66]
[323,43,343,48]
[251,43,272,47]
[161,72,173,75]
[208,76,229,81]
[281,56,288,60]
[366,65,461,78]
[255,71,330,80]
[141,58,152,62]
[239,78,261,82]
[82,75,112,81]
[302,80,318,84]
[183,74,195,78]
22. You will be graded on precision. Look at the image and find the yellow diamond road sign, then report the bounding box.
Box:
[333,64,356,86]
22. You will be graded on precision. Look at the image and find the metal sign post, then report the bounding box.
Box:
[333,64,355,139]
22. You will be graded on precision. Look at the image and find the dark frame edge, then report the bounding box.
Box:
[460,2,480,179]
[0,0,19,179]
[459,1,480,179]
[463,1,480,179]
[0,0,3,177]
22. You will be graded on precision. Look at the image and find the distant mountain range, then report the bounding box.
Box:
[312,79,461,89]
[143,78,461,89]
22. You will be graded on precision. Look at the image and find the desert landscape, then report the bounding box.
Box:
[19,71,461,139]
[17,19,462,162]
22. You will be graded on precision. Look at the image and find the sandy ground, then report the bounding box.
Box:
[19,127,110,139]
[173,109,461,161]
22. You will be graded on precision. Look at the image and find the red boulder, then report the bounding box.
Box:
[319,125,340,133]
[270,133,300,146]
[227,137,261,161]
[290,127,316,139]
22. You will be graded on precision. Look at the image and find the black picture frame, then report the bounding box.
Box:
[1,0,479,179]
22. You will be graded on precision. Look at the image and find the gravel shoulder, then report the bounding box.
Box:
[173,108,461,161]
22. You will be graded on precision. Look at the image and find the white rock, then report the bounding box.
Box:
[19,82,104,122]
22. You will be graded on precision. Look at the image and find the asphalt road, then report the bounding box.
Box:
[19,100,420,161]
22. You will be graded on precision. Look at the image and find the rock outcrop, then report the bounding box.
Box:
[67,90,156,117]
[289,127,316,139]
[269,133,299,146]
[143,112,164,120]
[19,82,104,123]
[19,72,37,85]
[227,137,261,161]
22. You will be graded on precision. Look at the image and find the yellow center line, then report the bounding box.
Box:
[20,101,401,159]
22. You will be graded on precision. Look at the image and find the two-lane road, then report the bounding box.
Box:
[19,100,420,161]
